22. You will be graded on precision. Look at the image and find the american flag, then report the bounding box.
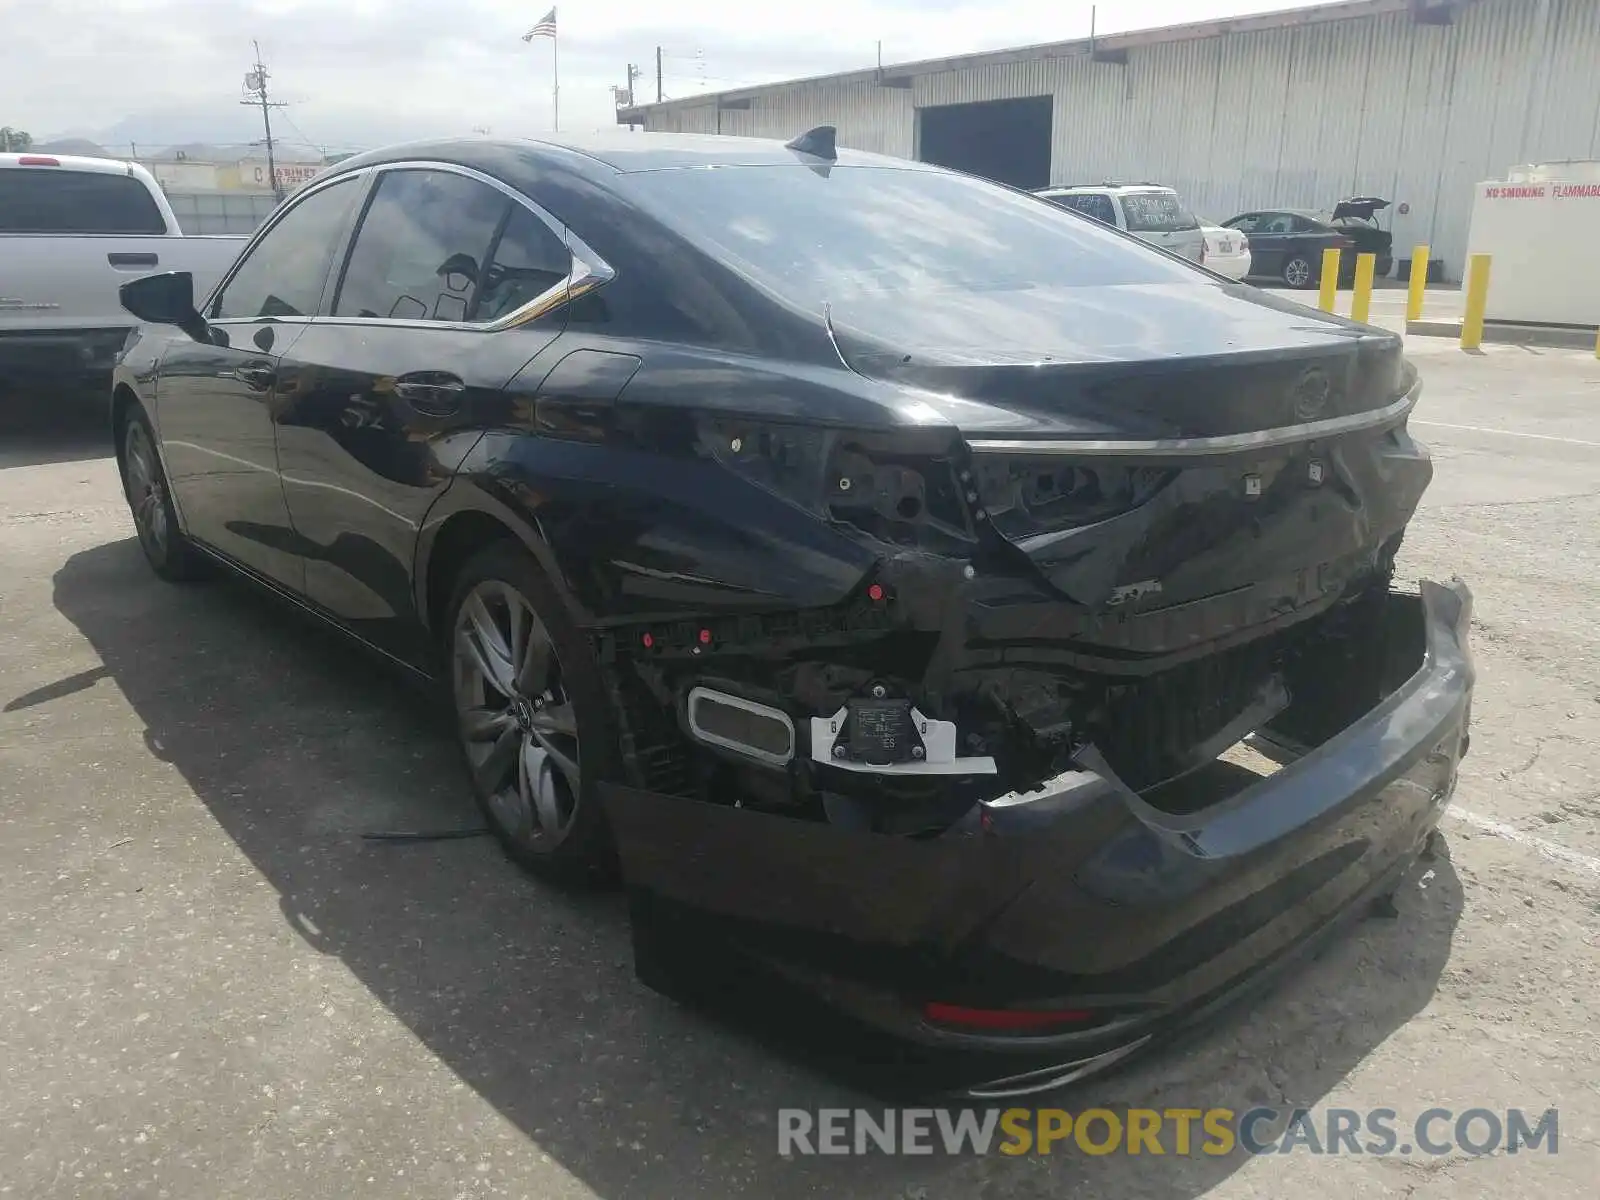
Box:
[522,7,556,40]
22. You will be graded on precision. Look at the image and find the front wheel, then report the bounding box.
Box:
[1282,255,1315,289]
[446,541,618,883]
[120,407,206,581]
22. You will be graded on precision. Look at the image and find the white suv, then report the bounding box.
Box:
[1034,183,1207,264]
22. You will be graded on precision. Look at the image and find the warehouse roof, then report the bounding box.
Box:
[616,0,1463,123]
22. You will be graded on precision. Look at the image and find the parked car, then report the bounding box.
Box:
[1199,221,1251,280]
[1220,209,1357,288]
[1034,182,1207,263]
[0,153,246,394]
[112,130,1472,1097]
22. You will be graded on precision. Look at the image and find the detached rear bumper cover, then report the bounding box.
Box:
[601,579,1473,1095]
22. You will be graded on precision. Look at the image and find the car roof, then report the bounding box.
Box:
[325,132,934,184]
[0,151,139,175]
[1038,183,1176,195]
[1233,208,1330,222]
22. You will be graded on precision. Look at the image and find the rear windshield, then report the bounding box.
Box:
[620,165,1200,304]
[0,169,167,234]
[1119,191,1199,233]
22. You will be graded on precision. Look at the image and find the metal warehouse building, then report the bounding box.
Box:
[617,0,1600,280]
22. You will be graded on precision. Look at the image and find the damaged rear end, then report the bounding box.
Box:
[591,163,1472,1096]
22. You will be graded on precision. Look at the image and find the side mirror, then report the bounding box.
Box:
[119,271,211,343]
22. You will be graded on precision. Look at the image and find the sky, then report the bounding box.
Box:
[4,0,1329,155]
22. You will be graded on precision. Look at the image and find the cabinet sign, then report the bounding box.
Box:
[253,163,320,187]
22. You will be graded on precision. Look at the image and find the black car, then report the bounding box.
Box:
[112,131,1473,1097]
[1222,208,1360,288]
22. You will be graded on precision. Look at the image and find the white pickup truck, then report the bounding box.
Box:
[1,152,248,395]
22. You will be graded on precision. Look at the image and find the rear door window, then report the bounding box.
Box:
[1119,192,1199,233]
[0,169,167,234]
[470,206,572,322]
[333,169,511,322]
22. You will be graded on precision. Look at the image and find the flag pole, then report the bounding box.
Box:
[553,18,560,133]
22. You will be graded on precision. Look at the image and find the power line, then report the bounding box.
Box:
[275,108,326,160]
[655,52,775,90]
[662,71,768,87]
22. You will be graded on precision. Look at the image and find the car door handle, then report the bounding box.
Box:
[393,373,465,414]
[233,364,277,391]
[109,252,159,269]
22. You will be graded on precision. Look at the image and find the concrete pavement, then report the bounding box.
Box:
[1,335,1597,1199]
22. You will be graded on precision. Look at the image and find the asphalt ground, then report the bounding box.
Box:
[2,325,1597,1198]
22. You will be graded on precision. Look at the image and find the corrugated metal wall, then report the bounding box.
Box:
[639,0,1600,279]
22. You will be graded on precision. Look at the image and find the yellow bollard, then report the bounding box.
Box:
[1351,253,1376,323]
[1461,254,1492,350]
[1318,248,1341,313]
[1406,244,1430,322]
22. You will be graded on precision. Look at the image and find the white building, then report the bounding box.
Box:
[616,0,1600,280]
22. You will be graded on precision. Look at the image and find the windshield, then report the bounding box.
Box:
[1119,191,1199,233]
[619,165,1201,306]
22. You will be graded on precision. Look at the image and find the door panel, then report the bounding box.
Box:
[1247,234,1283,275]
[271,166,578,664]
[272,322,565,664]
[156,321,305,586]
[154,174,364,590]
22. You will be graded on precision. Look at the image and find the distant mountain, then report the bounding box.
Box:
[149,141,323,163]
[44,106,333,162]
[32,138,113,157]
[43,102,487,163]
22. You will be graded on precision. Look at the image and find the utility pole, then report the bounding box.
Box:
[656,46,664,103]
[618,63,642,129]
[240,40,288,202]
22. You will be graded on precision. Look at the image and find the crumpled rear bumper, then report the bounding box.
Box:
[600,579,1474,1097]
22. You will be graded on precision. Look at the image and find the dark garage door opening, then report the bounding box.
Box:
[916,96,1053,191]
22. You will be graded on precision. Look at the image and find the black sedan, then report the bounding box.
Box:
[111,131,1473,1097]
[1221,209,1360,288]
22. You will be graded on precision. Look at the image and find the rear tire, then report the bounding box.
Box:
[119,406,206,582]
[445,540,618,884]
[1282,256,1315,289]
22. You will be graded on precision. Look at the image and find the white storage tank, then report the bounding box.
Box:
[1465,162,1600,328]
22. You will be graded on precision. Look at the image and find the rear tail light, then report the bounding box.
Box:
[17,155,60,167]
[922,1001,1097,1033]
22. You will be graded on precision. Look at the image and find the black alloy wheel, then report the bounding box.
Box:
[446,541,616,881]
[120,408,205,581]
